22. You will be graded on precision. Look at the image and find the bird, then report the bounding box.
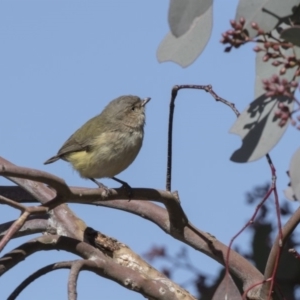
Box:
[44,95,150,194]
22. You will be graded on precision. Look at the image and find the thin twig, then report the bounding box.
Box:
[162,86,282,299]
[0,195,28,211]
[166,84,240,191]
[0,195,48,252]
[0,216,49,239]
[0,211,30,252]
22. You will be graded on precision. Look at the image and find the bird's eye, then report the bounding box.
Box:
[132,106,135,111]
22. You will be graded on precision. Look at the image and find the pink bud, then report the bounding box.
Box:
[280,67,286,75]
[272,61,281,66]
[253,46,262,52]
[251,22,258,30]
[271,75,279,83]
[277,85,285,94]
[230,20,236,27]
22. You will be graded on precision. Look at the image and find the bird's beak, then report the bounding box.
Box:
[142,97,151,107]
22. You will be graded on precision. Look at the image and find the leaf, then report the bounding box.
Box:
[230,95,293,163]
[157,5,212,68]
[284,186,297,201]
[289,148,300,201]
[212,274,242,300]
[280,26,300,47]
[235,0,300,38]
[168,0,212,37]
[230,23,300,163]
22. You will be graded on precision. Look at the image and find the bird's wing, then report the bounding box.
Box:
[44,135,93,164]
[56,134,93,156]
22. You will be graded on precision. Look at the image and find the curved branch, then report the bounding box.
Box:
[0,211,30,252]
[0,235,196,300]
[166,84,240,191]
[0,157,56,205]
[0,215,50,239]
[82,199,265,297]
[264,206,300,279]
[0,184,264,297]
[0,161,71,197]
[0,195,48,252]
[8,261,73,300]
[68,260,96,300]
[0,180,189,233]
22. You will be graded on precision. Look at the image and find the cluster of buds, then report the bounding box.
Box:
[253,40,296,76]
[264,75,300,128]
[274,101,300,130]
[263,75,297,98]
[274,102,292,127]
[222,19,300,130]
[220,17,249,51]
[250,22,264,35]
[271,56,299,76]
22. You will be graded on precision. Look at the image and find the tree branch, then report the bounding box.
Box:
[0,216,50,239]
[0,235,197,300]
[0,183,265,298]
[8,261,73,300]
[68,260,96,300]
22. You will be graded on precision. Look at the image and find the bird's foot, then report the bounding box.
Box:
[89,178,111,197]
[112,177,133,200]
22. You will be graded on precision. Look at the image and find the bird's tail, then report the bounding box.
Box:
[44,155,60,165]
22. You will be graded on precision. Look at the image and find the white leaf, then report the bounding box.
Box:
[289,148,300,201]
[168,0,212,37]
[230,95,293,162]
[157,5,213,68]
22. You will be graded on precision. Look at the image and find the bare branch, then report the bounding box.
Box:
[68,260,96,300]
[0,194,48,252]
[8,261,73,300]
[0,195,28,211]
[0,162,71,197]
[0,235,197,300]
[85,200,265,298]
[0,211,31,252]
[0,216,50,239]
[0,183,265,297]
[166,84,240,191]
[264,206,300,283]
[0,157,56,205]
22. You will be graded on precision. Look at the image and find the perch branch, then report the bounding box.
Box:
[0,184,265,298]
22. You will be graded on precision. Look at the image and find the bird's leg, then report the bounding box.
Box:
[111,177,133,199]
[89,178,111,197]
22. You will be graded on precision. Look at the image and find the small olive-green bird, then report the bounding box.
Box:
[44,95,150,190]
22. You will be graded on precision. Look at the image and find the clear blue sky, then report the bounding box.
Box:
[0,1,299,299]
